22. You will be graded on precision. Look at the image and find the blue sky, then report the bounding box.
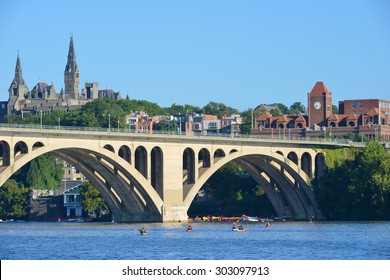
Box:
[0,0,389,112]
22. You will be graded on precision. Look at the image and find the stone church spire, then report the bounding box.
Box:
[13,51,26,86]
[9,51,29,99]
[8,51,29,114]
[64,34,79,99]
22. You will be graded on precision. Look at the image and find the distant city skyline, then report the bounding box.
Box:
[1,0,389,111]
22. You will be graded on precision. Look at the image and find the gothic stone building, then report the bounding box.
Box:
[6,35,121,116]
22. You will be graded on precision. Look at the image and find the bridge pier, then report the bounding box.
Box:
[162,204,188,222]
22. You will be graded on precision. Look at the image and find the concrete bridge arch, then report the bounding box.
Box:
[183,149,323,220]
[0,138,164,222]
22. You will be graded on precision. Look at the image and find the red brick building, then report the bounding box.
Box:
[251,82,390,141]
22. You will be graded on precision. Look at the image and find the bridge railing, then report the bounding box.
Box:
[0,122,355,145]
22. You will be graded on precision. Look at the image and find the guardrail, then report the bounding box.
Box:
[0,122,365,145]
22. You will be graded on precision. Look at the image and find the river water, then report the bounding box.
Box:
[1,221,389,260]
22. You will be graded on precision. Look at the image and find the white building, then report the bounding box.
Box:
[63,185,82,217]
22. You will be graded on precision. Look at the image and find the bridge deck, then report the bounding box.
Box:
[0,124,352,148]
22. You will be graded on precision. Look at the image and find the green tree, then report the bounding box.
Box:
[22,154,63,190]
[314,142,390,220]
[272,103,289,115]
[289,102,306,114]
[156,119,178,132]
[80,181,109,216]
[166,103,201,116]
[239,109,250,135]
[118,99,166,116]
[332,105,338,114]
[0,179,30,219]
[202,101,238,118]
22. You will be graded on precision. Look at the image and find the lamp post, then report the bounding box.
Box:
[251,108,254,130]
[108,113,111,132]
[40,111,43,129]
[58,117,60,130]
[179,113,182,135]
[289,128,291,140]
[117,120,119,132]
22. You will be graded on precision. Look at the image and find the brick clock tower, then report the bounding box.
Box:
[307,81,332,127]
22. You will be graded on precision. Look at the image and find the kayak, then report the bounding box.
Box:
[140,232,147,236]
[232,228,248,232]
[186,229,193,232]
[241,215,260,222]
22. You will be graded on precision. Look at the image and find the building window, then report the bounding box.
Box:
[358,101,362,108]
[208,122,217,128]
[67,195,74,202]
[351,101,356,108]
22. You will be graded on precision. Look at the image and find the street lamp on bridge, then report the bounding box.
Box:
[108,113,111,132]
[40,111,43,129]
[251,108,254,130]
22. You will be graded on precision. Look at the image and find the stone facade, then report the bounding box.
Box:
[6,35,121,116]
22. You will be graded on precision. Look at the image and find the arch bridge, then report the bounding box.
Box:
[0,126,348,222]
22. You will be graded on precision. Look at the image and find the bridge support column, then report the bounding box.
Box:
[9,148,15,166]
[162,204,188,222]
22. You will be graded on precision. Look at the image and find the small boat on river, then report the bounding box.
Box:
[232,228,248,232]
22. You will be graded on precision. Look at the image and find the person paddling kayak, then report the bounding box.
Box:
[140,227,147,235]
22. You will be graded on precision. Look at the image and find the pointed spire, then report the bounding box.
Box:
[309,81,331,96]
[68,33,76,60]
[64,33,80,99]
[13,50,25,85]
[9,50,29,99]
[65,33,77,72]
